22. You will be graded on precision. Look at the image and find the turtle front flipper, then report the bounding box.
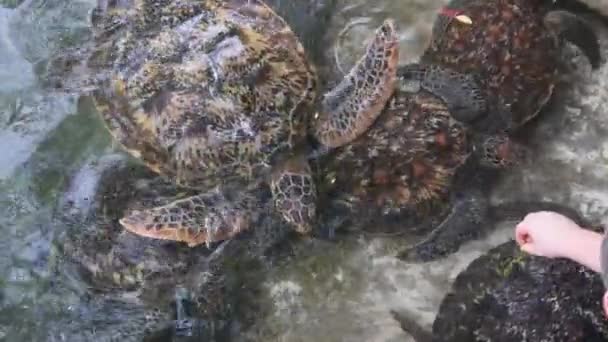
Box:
[119,188,258,247]
[398,63,487,123]
[544,10,602,69]
[488,200,591,227]
[313,19,399,148]
[398,194,592,262]
[270,155,317,234]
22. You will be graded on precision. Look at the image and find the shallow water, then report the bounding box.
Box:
[1,0,608,341]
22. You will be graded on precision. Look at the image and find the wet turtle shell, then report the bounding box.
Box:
[394,234,608,341]
[88,0,317,187]
[422,0,601,132]
[314,86,470,234]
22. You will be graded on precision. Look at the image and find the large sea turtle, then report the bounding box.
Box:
[54,157,291,340]
[47,0,400,247]
[45,0,389,339]
[413,0,601,130]
[391,213,608,341]
[311,71,519,237]
[310,1,603,260]
[391,0,605,261]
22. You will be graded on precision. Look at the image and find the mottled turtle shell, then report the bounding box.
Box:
[432,239,608,341]
[88,0,316,189]
[315,84,469,227]
[423,0,559,131]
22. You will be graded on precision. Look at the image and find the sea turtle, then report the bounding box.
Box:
[310,11,594,258]
[390,212,608,342]
[311,72,518,238]
[412,0,601,130]
[390,0,605,261]
[54,157,288,340]
[48,0,399,247]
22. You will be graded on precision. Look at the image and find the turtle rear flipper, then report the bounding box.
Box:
[313,19,399,148]
[544,10,602,69]
[397,188,489,262]
[119,188,258,247]
[398,63,487,123]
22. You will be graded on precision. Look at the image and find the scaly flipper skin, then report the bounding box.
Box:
[398,197,590,262]
[313,19,399,148]
[398,63,487,123]
[544,10,602,69]
[119,188,258,247]
[270,155,317,234]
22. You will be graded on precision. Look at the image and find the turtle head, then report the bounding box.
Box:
[473,134,528,169]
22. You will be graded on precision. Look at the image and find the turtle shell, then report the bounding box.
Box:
[315,87,469,230]
[423,0,559,131]
[87,0,317,189]
[432,239,608,341]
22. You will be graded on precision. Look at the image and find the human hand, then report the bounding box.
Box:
[515,211,583,258]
